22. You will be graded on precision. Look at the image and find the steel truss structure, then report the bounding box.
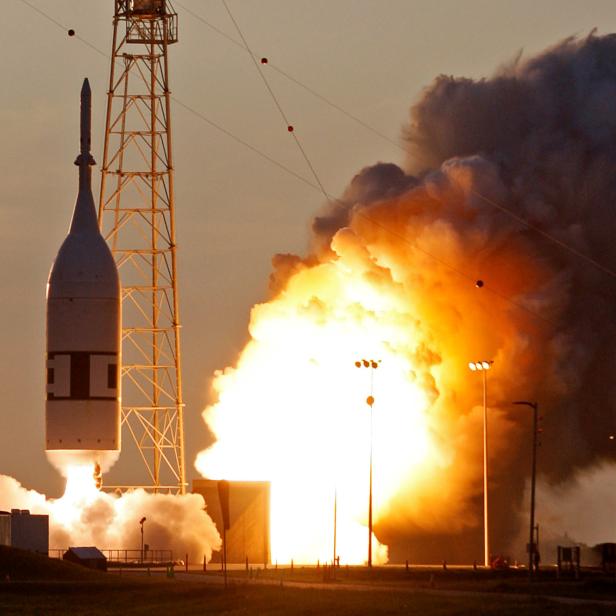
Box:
[98,0,185,493]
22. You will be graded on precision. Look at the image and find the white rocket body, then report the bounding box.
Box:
[46,79,121,463]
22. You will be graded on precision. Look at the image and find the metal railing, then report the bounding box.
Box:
[105,548,173,565]
[49,548,173,566]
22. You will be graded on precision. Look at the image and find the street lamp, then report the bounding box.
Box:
[513,400,539,580]
[139,517,146,564]
[333,485,337,568]
[468,359,493,567]
[355,358,379,567]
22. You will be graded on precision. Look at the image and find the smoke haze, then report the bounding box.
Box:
[512,463,616,565]
[197,32,616,563]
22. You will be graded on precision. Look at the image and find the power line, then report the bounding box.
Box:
[216,1,556,326]
[174,0,404,152]
[14,0,559,327]
[177,0,616,283]
[220,0,330,199]
[171,97,320,192]
[17,0,107,58]
[14,0,321,190]
[472,190,616,280]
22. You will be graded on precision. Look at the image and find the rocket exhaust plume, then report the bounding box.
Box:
[46,79,121,477]
[197,32,616,563]
[0,470,221,561]
[5,80,221,561]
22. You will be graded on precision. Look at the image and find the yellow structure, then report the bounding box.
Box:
[98,0,184,493]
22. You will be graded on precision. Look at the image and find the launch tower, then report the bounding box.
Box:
[98,0,185,493]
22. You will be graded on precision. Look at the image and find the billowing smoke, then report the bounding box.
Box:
[46,450,120,477]
[0,471,221,561]
[514,463,616,565]
[197,32,616,563]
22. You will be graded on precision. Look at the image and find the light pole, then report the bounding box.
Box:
[139,516,146,564]
[468,360,493,567]
[333,486,337,567]
[355,358,379,567]
[513,400,539,580]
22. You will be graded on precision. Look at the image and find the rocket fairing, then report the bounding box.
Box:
[45,79,121,456]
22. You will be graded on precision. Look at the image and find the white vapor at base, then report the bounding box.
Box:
[0,471,221,562]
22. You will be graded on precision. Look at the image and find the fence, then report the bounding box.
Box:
[49,548,173,566]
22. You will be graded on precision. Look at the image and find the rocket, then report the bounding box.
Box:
[45,79,121,463]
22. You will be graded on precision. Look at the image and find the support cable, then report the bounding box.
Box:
[180,0,616,283]
[174,0,404,152]
[221,0,330,200]
[471,190,616,280]
[15,0,573,326]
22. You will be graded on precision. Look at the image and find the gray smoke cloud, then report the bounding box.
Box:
[408,31,616,479]
[295,32,616,561]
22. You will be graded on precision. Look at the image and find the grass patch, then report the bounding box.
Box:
[2,577,613,616]
[0,546,105,582]
[1,554,615,615]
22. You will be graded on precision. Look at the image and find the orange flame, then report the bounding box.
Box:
[196,161,561,564]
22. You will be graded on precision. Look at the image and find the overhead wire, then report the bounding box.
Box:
[172,97,321,192]
[177,0,616,283]
[471,190,616,280]
[14,0,322,191]
[173,0,404,153]
[15,0,561,326]
[217,0,558,325]
[17,0,107,58]
[220,0,330,200]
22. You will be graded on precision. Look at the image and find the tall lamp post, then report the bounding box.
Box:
[333,486,337,568]
[513,400,539,580]
[355,358,379,568]
[139,516,146,564]
[468,360,493,567]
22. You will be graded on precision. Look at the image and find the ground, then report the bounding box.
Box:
[1,548,616,615]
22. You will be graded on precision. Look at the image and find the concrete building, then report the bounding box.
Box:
[0,510,49,554]
[193,479,270,565]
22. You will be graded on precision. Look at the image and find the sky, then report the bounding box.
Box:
[2,0,616,497]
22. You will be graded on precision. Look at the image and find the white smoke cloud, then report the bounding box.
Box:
[0,473,221,562]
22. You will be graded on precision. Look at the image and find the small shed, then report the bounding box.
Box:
[63,547,107,571]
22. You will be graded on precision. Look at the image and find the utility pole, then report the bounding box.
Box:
[98,0,185,493]
[513,401,539,580]
[333,486,337,567]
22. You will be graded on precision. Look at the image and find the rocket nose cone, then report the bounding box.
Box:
[48,230,120,300]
